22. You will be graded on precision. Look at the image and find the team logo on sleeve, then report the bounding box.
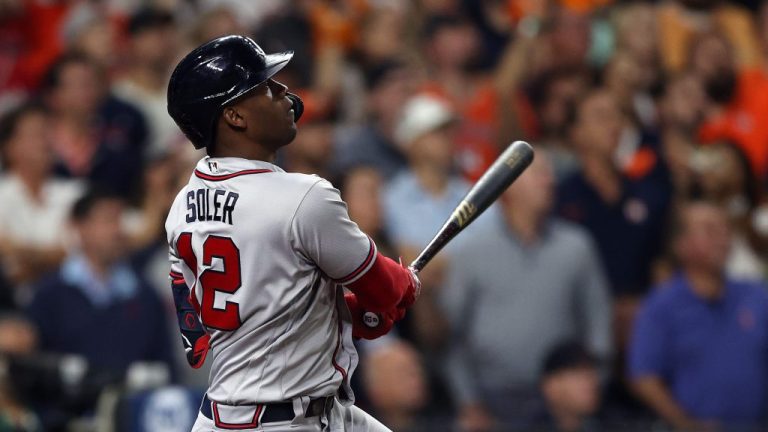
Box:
[363,312,380,328]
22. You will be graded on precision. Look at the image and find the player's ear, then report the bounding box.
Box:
[222,106,246,129]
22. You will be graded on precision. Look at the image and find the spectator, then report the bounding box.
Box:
[657,73,706,201]
[601,52,662,181]
[613,2,660,95]
[383,94,467,349]
[385,94,465,253]
[526,67,591,180]
[629,200,768,430]
[693,142,767,281]
[542,7,593,72]
[332,4,413,125]
[332,60,413,179]
[0,102,83,288]
[557,90,671,299]
[441,150,611,431]
[189,6,245,47]
[61,2,116,71]
[340,166,396,259]
[657,0,761,73]
[26,189,174,378]
[113,7,180,157]
[531,341,602,432]
[361,340,429,432]
[603,52,654,131]
[693,31,768,178]
[42,52,148,199]
[3,0,74,90]
[420,13,500,181]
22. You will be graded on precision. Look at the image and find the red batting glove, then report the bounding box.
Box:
[345,293,400,340]
[397,258,421,309]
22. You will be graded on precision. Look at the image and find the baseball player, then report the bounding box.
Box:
[165,35,420,432]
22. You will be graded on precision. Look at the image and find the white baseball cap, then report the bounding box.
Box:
[394,95,456,148]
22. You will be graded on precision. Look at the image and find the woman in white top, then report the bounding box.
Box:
[0,103,83,288]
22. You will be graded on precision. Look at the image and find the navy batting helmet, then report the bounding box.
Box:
[167,35,304,149]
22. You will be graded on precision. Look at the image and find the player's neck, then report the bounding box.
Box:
[210,140,276,163]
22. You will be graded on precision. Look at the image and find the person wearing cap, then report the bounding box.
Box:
[439,149,611,432]
[382,94,481,348]
[384,94,469,254]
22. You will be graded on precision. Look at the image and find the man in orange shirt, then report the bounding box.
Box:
[693,32,768,179]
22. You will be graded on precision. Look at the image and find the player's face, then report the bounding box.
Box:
[234,78,297,149]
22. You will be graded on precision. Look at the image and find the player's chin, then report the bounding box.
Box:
[279,123,298,145]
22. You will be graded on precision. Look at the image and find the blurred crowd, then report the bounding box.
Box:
[1,0,768,431]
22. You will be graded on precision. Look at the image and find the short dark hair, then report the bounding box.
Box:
[71,188,124,222]
[422,14,469,41]
[541,341,597,379]
[40,52,102,93]
[363,60,407,91]
[667,198,725,242]
[128,7,174,35]
[0,101,46,149]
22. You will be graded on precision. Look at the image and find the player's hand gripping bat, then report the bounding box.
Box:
[409,140,534,274]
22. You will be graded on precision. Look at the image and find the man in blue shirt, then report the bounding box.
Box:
[629,201,768,430]
[27,189,174,377]
[383,94,493,348]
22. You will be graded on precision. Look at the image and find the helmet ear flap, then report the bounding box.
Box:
[286,92,304,122]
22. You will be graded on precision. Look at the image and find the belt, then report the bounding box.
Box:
[200,394,333,426]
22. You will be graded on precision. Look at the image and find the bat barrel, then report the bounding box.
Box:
[410,141,534,273]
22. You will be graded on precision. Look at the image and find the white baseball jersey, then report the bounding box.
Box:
[165,157,376,405]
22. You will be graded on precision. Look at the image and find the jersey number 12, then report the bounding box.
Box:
[177,233,242,331]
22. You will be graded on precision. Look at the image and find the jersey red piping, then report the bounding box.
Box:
[331,307,348,380]
[194,169,272,181]
[169,271,185,285]
[333,237,375,284]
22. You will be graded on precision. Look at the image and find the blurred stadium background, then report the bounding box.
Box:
[1,0,768,431]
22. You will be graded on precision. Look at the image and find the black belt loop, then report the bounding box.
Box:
[200,394,334,424]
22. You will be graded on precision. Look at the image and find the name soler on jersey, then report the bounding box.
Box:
[186,188,239,225]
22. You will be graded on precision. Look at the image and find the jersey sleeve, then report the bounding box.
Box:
[168,242,210,369]
[291,179,376,283]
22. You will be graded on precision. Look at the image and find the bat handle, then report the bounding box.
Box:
[409,257,426,274]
